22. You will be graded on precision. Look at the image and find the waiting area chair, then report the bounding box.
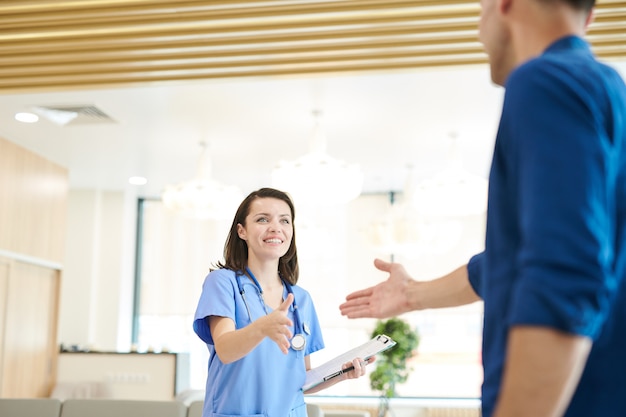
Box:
[306,403,325,417]
[59,399,186,417]
[0,398,62,417]
[186,400,203,417]
[186,400,324,417]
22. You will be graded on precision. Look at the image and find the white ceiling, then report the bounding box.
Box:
[1,60,625,199]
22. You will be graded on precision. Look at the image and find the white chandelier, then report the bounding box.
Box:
[409,136,488,217]
[367,205,466,256]
[366,169,465,257]
[366,135,488,256]
[271,110,363,206]
[161,142,243,220]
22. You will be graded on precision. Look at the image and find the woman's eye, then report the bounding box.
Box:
[281,219,291,225]
[257,217,268,223]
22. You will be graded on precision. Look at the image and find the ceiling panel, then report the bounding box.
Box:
[1,0,624,93]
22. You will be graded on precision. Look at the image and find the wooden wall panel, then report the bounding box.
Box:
[0,136,68,263]
[0,260,8,396]
[0,259,60,398]
[0,137,67,398]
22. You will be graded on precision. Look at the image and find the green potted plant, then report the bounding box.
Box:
[370,317,420,417]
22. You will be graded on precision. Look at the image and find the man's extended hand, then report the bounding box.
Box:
[339,258,414,319]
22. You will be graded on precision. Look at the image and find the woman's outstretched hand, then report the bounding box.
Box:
[261,293,295,354]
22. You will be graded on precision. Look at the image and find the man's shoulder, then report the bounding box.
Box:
[508,53,575,85]
[509,37,620,89]
[506,50,617,100]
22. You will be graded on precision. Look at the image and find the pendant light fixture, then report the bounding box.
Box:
[271,110,363,206]
[409,133,488,217]
[161,142,243,220]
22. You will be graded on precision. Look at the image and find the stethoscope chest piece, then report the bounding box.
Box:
[291,334,306,351]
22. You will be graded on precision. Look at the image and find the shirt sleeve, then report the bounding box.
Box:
[504,60,615,339]
[193,269,238,345]
[467,251,485,298]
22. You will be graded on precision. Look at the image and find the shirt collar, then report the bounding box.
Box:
[543,35,591,55]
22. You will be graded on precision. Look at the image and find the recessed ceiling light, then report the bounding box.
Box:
[128,176,148,186]
[15,112,39,123]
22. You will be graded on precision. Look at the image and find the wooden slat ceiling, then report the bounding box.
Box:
[1,0,624,94]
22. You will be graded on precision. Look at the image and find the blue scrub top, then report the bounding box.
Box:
[193,268,325,417]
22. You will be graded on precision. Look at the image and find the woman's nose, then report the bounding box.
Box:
[268,220,281,231]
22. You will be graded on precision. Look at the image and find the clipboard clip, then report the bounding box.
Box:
[377,334,391,344]
[323,370,344,381]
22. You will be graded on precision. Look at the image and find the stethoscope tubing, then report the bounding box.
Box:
[236,268,305,350]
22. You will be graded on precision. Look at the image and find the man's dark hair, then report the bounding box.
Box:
[553,0,595,12]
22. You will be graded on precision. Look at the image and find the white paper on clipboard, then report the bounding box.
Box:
[303,334,396,391]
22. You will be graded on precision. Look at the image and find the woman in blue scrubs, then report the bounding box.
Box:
[193,187,368,417]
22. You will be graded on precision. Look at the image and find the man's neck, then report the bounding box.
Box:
[510,2,588,66]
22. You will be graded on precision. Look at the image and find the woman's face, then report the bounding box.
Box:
[237,197,293,263]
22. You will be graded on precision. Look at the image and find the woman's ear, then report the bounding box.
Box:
[236,223,246,240]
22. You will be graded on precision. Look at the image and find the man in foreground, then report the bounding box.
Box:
[340,0,626,414]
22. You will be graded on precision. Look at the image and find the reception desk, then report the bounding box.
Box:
[56,351,190,401]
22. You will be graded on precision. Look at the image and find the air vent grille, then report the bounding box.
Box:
[32,104,116,126]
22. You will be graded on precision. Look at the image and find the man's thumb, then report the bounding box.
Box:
[374,257,391,272]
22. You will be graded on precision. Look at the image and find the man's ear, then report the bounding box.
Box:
[584,9,595,29]
[499,0,513,14]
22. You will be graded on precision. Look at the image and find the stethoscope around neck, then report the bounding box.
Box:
[236,267,306,351]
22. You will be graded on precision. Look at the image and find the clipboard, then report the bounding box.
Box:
[303,334,396,391]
